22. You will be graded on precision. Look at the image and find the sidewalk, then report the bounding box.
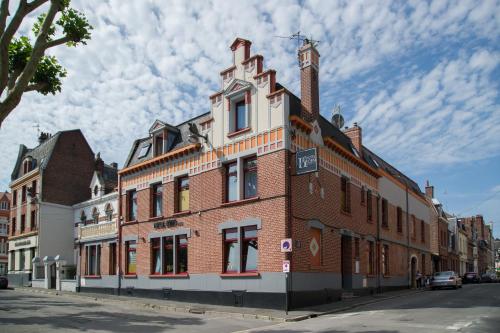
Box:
[15,287,424,322]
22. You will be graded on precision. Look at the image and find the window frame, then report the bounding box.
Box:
[177,235,188,274]
[163,236,174,275]
[127,190,138,222]
[397,207,403,233]
[109,243,117,275]
[243,156,258,200]
[224,228,239,273]
[241,226,258,273]
[177,176,190,213]
[367,190,372,221]
[150,238,162,275]
[421,220,425,242]
[382,244,389,276]
[151,183,163,218]
[235,99,247,131]
[86,244,100,276]
[368,241,375,275]
[20,214,25,233]
[340,176,351,213]
[226,162,238,202]
[381,198,389,228]
[125,240,137,275]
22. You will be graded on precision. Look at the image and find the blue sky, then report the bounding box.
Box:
[0,0,499,237]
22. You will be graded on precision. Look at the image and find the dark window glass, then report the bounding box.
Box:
[92,209,99,224]
[88,245,100,276]
[242,226,258,272]
[421,220,425,242]
[397,207,403,232]
[382,199,388,227]
[151,238,161,274]
[235,100,246,131]
[226,162,238,202]
[367,190,372,221]
[368,241,375,275]
[109,243,116,275]
[163,236,174,274]
[152,183,163,217]
[341,177,351,213]
[128,190,137,221]
[13,190,17,206]
[382,245,389,275]
[177,235,188,273]
[224,228,238,272]
[243,157,257,199]
[155,135,163,156]
[22,186,26,203]
[20,214,25,233]
[30,210,36,230]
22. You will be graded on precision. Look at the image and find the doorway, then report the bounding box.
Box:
[341,235,353,290]
[410,257,417,289]
[49,263,56,289]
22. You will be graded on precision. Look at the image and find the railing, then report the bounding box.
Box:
[78,221,117,240]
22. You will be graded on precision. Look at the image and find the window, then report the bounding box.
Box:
[80,211,87,224]
[127,190,137,221]
[382,244,389,275]
[13,190,17,206]
[30,210,36,230]
[243,157,257,199]
[360,186,366,204]
[138,143,151,159]
[397,207,403,233]
[177,235,188,273]
[421,220,425,242]
[109,243,116,275]
[19,249,25,270]
[20,214,25,233]
[0,201,8,210]
[368,241,375,275]
[340,176,351,213]
[151,238,161,274]
[30,179,37,199]
[226,162,238,202]
[411,215,416,239]
[92,208,99,224]
[367,190,372,221]
[93,185,99,196]
[310,227,322,266]
[154,134,164,157]
[86,245,100,276]
[235,100,247,131]
[151,183,163,217]
[177,177,189,212]
[224,228,238,273]
[242,226,258,272]
[382,199,388,228]
[105,204,113,222]
[421,253,426,275]
[164,236,174,274]
[126,241,137,275]
[11,217,16,235]
[21,185,27,203]
[354,238,360,274]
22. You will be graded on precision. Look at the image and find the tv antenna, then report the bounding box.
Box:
[274,32,320,66]
[32,123,40,136]
[331,104,344,129]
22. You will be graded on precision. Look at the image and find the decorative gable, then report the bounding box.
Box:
[149,120,167,134]
[224,79,252,98]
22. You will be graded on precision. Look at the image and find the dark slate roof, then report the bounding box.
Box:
[124,112,212,168]
[11,131,64,180]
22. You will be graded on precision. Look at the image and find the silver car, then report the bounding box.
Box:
[430,271,462,290]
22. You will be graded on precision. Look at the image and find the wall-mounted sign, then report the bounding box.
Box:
[153,219,184,229]
[280,238,293,252]
[282,260,290,273]
[296,148,318,175]
[14,239,31,247]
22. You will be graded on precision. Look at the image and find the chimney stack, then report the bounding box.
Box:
[298,39,320,122]
[425,180,434,199]
[111,162,118,169]
[343,123,362,155]
[95,152,104,173]
[38,132,50,144]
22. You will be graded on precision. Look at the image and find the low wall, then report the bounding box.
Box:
[7,273,31,287]
[61,279,77,292]
[31,279,45,289]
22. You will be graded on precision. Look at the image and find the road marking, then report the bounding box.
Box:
[446,321,473,330]
[230,322,284,333]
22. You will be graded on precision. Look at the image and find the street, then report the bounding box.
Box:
[1,284,499,332]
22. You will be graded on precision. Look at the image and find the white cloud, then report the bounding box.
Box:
[0,0,499,191]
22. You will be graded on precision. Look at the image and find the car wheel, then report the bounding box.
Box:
[453,284,458,289]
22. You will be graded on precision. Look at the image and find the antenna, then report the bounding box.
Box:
[32,123,40,137]
[331,104,344,129]
[273,32,320,66]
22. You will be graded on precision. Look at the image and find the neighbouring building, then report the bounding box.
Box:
[426,182,450,273]
[77,37,432,309]
[457,220,468,276]
[74,154,118,292]
[0,191,10,275]
[447,216,459,273]
[8,130,95,287]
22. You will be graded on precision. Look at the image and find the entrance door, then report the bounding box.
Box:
[411,257,417,288]
[50,264,56,289]
[341,235,353,290]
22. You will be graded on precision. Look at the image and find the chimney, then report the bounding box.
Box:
[343,123,362,155]
[94,152,104,173]
[110,162,118,169]
[298,39,320,122]
[38,132,50,144]
[230,38,251,66]
[425,180,434,199]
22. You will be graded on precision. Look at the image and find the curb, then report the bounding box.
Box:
[14,287,423,323]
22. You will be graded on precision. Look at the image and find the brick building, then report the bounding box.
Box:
[79,38,431,309]
[426,182,450,273]
[74,154,118,291]
[8,130,95,287]
[0,191,10,275]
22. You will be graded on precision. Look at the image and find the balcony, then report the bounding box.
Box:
[77,221,117,241]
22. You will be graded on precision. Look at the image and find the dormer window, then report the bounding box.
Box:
[154,134,164,157]
[138,144,151,159]
[22,156,35,175]
[93,185,99,196]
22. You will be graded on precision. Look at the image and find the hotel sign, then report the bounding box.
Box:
[153,219,184,229]
[296,148,318,175]
[14,239,31,247]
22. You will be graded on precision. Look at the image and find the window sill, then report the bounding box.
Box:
[340,210,352,217]
[83,275,101,279]
[220,272,260,278]
[123,274,137,279]
[227,127,251,138]
[366,274,376,278]
[172,210,191,217]
[221,197,260,207]
[149,273,189,279]
[124,219,138,224]
[148,216,164,222]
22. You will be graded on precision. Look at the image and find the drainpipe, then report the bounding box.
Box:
[117,173,122,295]
[376,195,381,293]
[405,182,410,288]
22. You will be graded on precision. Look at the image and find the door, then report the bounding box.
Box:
[411,257,417,288]
[341,235,353,290]
[50,264,56,289]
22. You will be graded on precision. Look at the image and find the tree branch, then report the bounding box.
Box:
[44,35,71,49]
[7,68,21,90]
[0,0,9,36]
[24,82,47,92]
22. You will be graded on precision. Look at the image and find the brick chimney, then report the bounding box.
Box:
[343,122,362,155]
[94,152,104,173]
[425,180,434,199]
[298,39,320,122]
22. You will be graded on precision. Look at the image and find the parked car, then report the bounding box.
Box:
[481,272,498,283]
[430,271,462,290]
[0,276,8,289]
[463,272,481,284]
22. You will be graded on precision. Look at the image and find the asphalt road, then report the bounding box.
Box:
[1,284,499,332]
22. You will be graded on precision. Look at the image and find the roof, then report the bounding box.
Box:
[124,112,212,168]
[100,163,118,193]
[0,191,10,202]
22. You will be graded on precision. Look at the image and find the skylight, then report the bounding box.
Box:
[138,144,151,159]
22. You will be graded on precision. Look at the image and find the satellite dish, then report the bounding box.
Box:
[332,113,344,129]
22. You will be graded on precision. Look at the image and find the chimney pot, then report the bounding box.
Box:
[425,181,434,199]
[343,124,363,156]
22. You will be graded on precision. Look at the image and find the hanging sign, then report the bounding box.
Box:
[296,148,318,175]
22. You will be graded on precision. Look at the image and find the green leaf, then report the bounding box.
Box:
[56,8,93,46]
[32,13,57,40]
[30,56,67,95]
[8,37,33,73]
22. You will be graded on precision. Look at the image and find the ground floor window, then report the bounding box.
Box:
[150,234,189,275]
[382,244,389,275]
[109,243,117,275]
[241,226,258,272]
[421,253,426,275]
[368,241,375,275]
[224,228,238,273]
[223,226,259,273]
[19,249,25,271]
[86,244,100,276]
[126,241,137,274]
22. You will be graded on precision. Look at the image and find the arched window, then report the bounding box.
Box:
[92,207,99,224]
[93,185,99,196]
[80,210,87,224]
[105,204,113,222]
